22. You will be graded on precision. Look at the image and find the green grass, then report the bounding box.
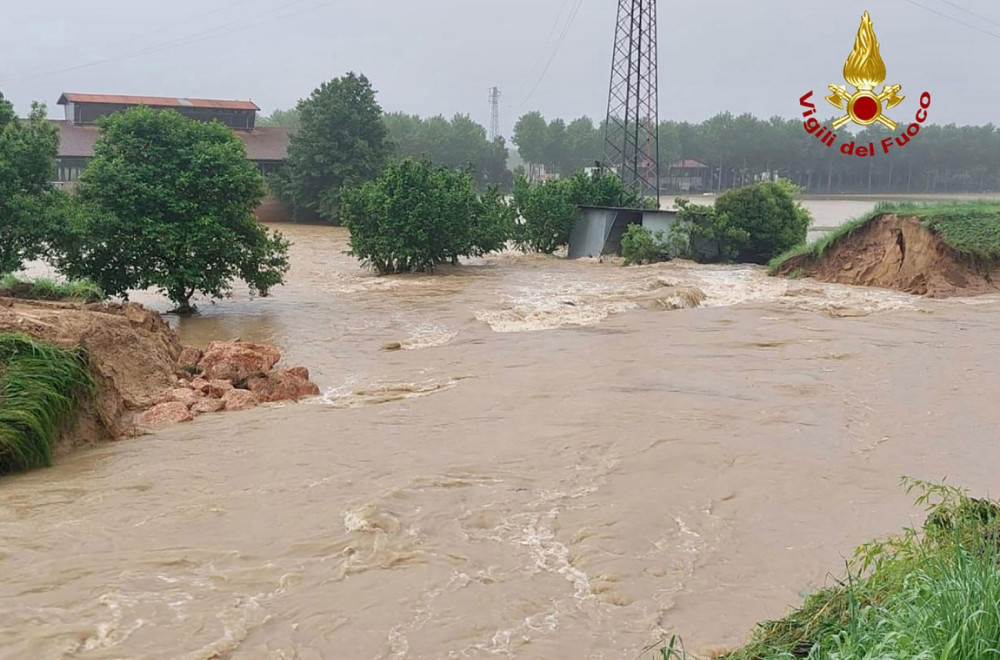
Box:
[0,334,95,475]
[647,479,1000,660]
[0,274,105,303]
[768,200,1000,275]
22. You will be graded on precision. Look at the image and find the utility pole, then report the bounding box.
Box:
[488,87,502,142]
[603,0,660,197]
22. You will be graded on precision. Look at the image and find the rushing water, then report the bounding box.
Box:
[4,200,1000,658]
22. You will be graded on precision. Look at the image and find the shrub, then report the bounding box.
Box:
[0,275,105,303]
[512,176,577,254]
[0,334,95,475]
[55,107,290,314]
[677,181,810,264]
[342,159,509,273]
[621,224,669,266]
[513,170,657,254]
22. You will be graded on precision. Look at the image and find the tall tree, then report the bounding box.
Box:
[0,93,63,275]
[57,107,290,314]
[512,111,549,168]
[257,108,301,130]
[274,73,390,223]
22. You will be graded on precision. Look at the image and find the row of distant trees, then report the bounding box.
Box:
[264,103,1000,195]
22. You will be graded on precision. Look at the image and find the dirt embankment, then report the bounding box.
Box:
[0,298,320,457]
[775,215,1000,297]
[0,299,181,453]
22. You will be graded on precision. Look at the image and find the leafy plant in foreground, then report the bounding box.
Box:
[0,334,95,475]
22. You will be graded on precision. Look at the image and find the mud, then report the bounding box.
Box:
[0,299,181,451]
[775,215,1000,297]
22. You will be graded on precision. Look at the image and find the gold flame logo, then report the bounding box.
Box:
[826,11,904,130]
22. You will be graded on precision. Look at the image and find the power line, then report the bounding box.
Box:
[0,0,327,85]
[900,0,1000,41]
[2,0,282,83]
[519,0,586,107]
[933,0,1000,29]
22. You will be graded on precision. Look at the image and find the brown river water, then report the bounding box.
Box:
[4,199,1000,659]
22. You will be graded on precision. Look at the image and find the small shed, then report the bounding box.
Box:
[568,206,679,259]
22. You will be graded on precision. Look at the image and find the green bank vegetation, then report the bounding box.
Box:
[0,334,95,476]
[0,275,104,303]
[648,479,1000,660]
[769,200,1000,274]
[342,165,650,273]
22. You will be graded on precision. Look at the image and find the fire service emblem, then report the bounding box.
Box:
[799,11,931,158]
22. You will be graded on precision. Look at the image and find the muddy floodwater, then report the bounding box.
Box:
[4,201,1000,659]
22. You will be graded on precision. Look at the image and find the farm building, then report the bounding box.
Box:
[52,92,291,222]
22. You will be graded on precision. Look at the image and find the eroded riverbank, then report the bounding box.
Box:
[3,225,1000,658]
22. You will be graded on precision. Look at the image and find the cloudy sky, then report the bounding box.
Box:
[1,0,998,134]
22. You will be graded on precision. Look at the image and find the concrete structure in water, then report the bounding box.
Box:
[568,206,679,259]
[51,92,292,222]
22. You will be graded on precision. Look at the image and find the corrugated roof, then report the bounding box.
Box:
[58,93,260,112]
[52,121,289,161]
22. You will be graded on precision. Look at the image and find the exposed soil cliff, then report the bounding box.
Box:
[774,215,1000,297]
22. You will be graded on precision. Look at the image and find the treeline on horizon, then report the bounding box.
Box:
[261,107,1000,194]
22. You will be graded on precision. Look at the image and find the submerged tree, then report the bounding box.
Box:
[273,73,391,223]
[0,92,64,275]
[57,107,290,314]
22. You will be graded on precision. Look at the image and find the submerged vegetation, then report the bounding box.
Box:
[0,275,105,303]
[0,334,95,476]
[648,479,1000,660]
[769,200,1000,274]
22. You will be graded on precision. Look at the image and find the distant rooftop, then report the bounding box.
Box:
[52,120,289,161]
[670,159,709,169]
[58,93,260,112]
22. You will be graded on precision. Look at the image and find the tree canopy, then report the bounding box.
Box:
[0,93,63,275]
[383,112,510,189]
[57,107,290,313]
[273,73,391,223]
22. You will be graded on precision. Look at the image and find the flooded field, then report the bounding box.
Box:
[3,200,1000,658]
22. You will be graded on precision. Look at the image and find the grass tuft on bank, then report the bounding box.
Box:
[0,334,95,476]
[768,200,1000,274]
[650,478,1000,660]
[0,275,105,303]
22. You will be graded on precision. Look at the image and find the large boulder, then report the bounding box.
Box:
[141,401,194,426]
[222,388,260,412]
[192,398,225,414]
[206,379,234,398]
[246,369,321,403]
[170,387,204,409]
[197,341,281,382]
[178,346,203,368]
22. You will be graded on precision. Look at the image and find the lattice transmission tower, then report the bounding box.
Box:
[488,87,501,141]
[603,0,660,196]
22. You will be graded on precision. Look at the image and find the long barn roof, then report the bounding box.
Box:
[58,93,259,112]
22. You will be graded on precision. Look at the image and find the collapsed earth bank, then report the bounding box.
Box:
[0,298,319,459]
[773,214,1000,297]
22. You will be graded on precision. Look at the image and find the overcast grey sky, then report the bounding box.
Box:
[1,0,998,134]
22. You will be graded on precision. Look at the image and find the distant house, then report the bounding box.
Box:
[666,159,710,192]
[52,92,291,222]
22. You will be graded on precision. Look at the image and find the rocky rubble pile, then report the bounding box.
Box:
[141,340,320,427]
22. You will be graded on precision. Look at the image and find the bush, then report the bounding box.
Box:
[621,224,670,266]
[342,159,510,273]
[677,180,810,264]
[55,107,290,314]
[513,169,655,254]
[0,275,104,303]
[0,334,95,475]
[512,176,577,254]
